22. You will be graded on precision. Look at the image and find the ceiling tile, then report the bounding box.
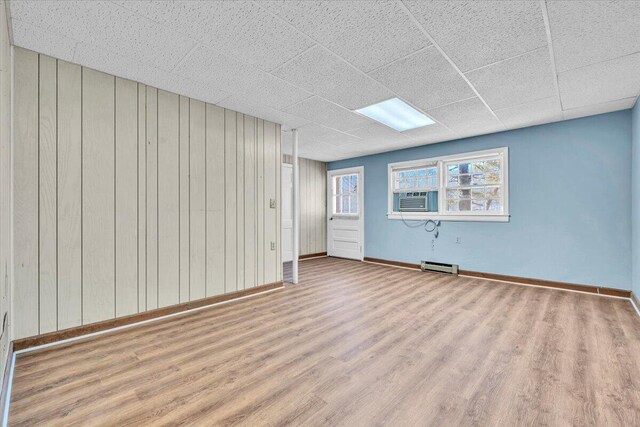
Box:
[295,123,362,146]
[272,45,394,110]
[346,122,414,146]
[262,1,430,73]
[12,0,197,71]
[174,46,312,110]
[283,96,373,132]
[547,1,640,73]
[495,97,562,129]
[466,47,556,110]
[11,19,78,63]
[558,53,640,110]
[403,123,457,145]
[116,0,315,72]
[427,97,502,135]
[404,1,547,72]
[562,97,637,121]
[369,47,475,111]
[218,97,311,131]
[74,43,230,105]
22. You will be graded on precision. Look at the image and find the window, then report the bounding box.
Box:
[332,173,359,215]
[387,148,509,222]
[392,163,438,192]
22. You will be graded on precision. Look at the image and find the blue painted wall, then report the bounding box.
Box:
[329,111,632,290]
[632,101,640,298]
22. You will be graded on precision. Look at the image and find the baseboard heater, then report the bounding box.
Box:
[421,261,459,275]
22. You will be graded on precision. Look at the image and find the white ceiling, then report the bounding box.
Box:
[9,0,640,162]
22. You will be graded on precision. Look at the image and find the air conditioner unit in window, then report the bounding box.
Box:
[399,192,428,212]
[399,192,438,212]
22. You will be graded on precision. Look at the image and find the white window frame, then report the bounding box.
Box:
[331,171,361,218]
[387,147,509,222]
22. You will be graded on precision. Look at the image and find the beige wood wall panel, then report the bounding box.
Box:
[137,84,147,312]
[256,119,265,286]
[13,48,40,339]
[314,160,322,253]
[281,155,327,256]
[82,68,115,324]
[12,48,283,338]
[189,99,206,301]
[157,90,180,308]
[0,0,10,367]
[320,162,327,252]
[276,125,282,281]
[224,109,237,292]
[178,96,189,303]
[263,121,277,284]
[205,104,225,297]
[300,158,308,255]
[236,114,245,290]
[57,60,82,330]
[146,87,158,310]
[115,77,139,317]
[38,55,57,333]
[243,116,256,289]
[310,158,318,253]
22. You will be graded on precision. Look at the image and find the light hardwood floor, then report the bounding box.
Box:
[9,257,640,426]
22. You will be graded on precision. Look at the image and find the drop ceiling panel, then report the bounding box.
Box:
[427,97,503,135]
[12,0,197,71]
[404,0,547,72]
[296,141,358,162]
[547,1,640,73]
[263,0,430,73]
[345,123,414,146]
[558,53,640,110]
[562,97,637,121]
[10,0,640,163]
[174,46,312,110]
[116,0,315,72]
[296,123,362,146]
[272,45,394,110]
[11,19,77,63]
[495,97,562,129]
[466,47,556,110]
[403,123,457,145]
[369,47,475,111]
[283,97,373,132]
[219,97,311,131]
[74,43,231,105]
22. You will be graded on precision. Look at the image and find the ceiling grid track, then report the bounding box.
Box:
[539,0,564,112]
[251,0,458,138]
[397,0,506,129]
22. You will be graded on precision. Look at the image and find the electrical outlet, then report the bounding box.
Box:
[270,242,276,251]
[456,237,462,244]
[270,199,276,209]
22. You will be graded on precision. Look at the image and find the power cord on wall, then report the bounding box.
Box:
[399,210,441,238]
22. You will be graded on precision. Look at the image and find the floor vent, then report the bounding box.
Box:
[421,261,458,275]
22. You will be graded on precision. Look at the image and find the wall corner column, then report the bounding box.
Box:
[292,129,299,284]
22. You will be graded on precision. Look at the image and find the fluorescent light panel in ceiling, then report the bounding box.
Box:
[355,98,435,132]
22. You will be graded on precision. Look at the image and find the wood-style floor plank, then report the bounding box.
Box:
[9,257,640,426]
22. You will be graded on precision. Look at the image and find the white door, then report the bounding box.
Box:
[327,166,364,260]
[281,164,293,262]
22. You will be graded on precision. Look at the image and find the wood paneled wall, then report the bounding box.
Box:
[0,0,12,370]
[13,47,282,340]
[283,155,327,256]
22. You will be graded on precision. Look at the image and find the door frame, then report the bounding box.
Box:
[327,166,365,261]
